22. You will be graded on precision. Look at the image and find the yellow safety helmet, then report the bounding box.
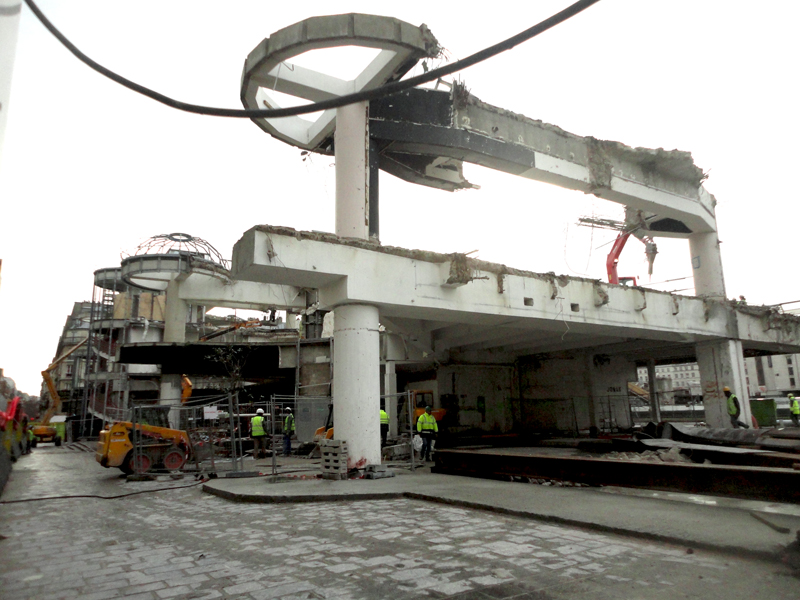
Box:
[723,386,731,392]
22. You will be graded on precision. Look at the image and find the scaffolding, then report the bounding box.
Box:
[79,268,162,437]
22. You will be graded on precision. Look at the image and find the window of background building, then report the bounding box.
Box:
[791,378,796,387]
[768,356,773,368]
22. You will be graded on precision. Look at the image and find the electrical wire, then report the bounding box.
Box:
[23,0,602,118]
[0,478,207,504]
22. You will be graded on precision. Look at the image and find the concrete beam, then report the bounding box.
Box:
[176,273,305,312]
[369,87,716,236]
[232,226,800,353]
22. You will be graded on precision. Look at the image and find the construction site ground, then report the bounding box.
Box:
[1,444,799,600]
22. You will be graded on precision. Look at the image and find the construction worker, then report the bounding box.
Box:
[724,386,749,429]
[416,405,438,462]
[379,407,389,447]
[789,394,800,427]
[283,407,295,457]
[250,408,267,459]
[22,417,32,454]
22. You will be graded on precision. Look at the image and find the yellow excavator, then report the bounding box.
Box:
[33,338,88,446]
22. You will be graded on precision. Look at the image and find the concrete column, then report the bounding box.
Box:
[163,280,187,344]
[331,99,382,466]
[384,361,398,438]
[159,374,183,429]
[583,352,597,431]
[335,101,370,239]
[161,279,187,428]
[689,232,726,300]
[647,359,661,422]
[696,339,750,428]
[333,304,381,468]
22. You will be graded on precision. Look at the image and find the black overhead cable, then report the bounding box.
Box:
[23,0,602,119]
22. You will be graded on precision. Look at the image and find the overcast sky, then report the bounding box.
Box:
[1,0,799,394]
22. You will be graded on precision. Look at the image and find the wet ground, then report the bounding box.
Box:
[1,444,799,599]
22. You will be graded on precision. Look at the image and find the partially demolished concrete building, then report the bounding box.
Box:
[52,14,800,470]
[232,14,800,468]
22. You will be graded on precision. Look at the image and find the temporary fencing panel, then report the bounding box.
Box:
[128,394,247,476]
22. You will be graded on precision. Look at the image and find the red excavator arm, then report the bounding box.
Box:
[199,319,262,341]
[606,231,657,285]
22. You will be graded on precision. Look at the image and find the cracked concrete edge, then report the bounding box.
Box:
[403,492,785,563]
[202,484,404,505]
[201,483,785,561]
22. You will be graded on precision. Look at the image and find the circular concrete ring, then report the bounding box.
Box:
[241,13,440,150]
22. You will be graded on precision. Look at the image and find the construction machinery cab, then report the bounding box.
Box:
[134,405,172,428]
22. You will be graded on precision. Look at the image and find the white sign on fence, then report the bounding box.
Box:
[203,406,219,420]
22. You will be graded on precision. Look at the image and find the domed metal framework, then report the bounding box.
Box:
[122,233,229,268]
[120,233,231,292]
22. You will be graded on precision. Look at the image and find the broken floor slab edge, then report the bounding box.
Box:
[463,92,706,187]
[249,224,652,291]
[245,225,800,328]
[200,481,787,561]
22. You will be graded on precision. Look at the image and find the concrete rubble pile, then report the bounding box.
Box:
[604,447,695,464]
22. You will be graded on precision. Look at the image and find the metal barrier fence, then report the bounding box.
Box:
[127,393,246,476]
[380,392,415,470]
[266,394,331,477]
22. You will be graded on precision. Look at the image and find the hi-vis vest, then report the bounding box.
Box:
[791,397,800,415]
[251,416,265,437]
[727,394,738,415]
[417,412,438,434]
[284,413,295,433]
[380,410,389,425]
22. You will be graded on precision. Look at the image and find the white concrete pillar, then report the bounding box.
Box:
[689,232,726,300]
[333,304,381,468]
[159,374,183,429]
[385,361,398,438]
[696,339,751,428]
[0,0,22,169]
[163,280,187,344]
[332,99,381,466]
[335,101,370,239]
[161,279,187,428]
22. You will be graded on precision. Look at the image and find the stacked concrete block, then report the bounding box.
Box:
[364,463,395,479]
[381,442,411,461]
[320,439,348,480]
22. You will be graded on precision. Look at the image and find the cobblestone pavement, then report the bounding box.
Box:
[1,447,798,599]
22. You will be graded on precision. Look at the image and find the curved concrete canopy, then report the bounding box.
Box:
[93,267,128,293]
[240,13,439,150]
[120,253,231,292]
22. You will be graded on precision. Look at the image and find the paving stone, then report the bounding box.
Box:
[3,450,799,600]
[155,585,193,598]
